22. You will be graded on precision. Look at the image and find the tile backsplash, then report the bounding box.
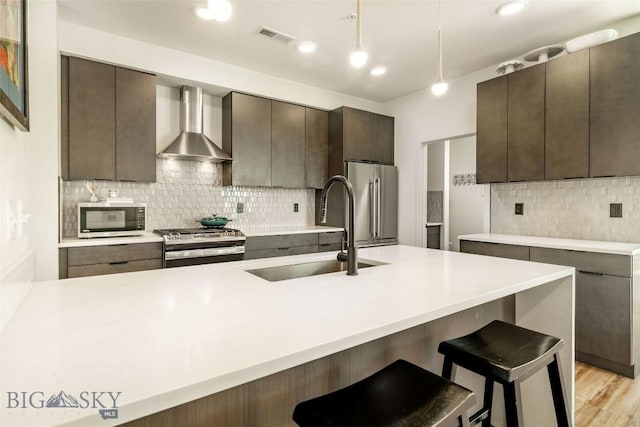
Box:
[491,177,640,243]
[62,159,315,237]
[427,191,443,223]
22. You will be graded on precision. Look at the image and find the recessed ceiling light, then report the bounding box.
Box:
[370,66,386,76]
[297,41,317,54]
[195,6,215,20]
[496,0,526,16]
[209,0,232,22]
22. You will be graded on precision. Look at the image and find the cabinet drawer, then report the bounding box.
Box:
[459,240,529,261]
[530,247,631,277]
[319,232,343,245]
[319,243,342,252]
[67,259,163,278]
[245,234,319,251]
[244,245,318,260]
[67,243,163,266]
[576,272,632,364]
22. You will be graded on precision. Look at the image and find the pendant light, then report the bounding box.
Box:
[431,0,448,96]
[349,0,368,68]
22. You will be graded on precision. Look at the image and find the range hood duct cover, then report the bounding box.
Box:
[159,86,232,162]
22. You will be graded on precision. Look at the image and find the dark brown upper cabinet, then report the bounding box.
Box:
[305,108,329,189]
[590,32,640,178]
[272,100,305,188]
[370,113,394,164]
[507,63,545,182]
[116,67,157,182]
[67,57,116,180]
[62,56,156,182]
[476,76,508,184]
[328,106,394,170]
[545,49,590,180]
[222,92,272,187]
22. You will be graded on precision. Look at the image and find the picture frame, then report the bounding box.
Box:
[0,0,29,131]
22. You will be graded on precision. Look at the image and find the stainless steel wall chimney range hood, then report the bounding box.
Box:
[158,86,232,162]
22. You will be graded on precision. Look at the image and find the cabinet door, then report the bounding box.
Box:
[508,63,545,182]
[305,108,328,189]
[476,76,508,183]
[68,57,116,180]
[545,49,589,180]
[370,113,394,164]
[61,56,70,180]
[272,101,305,188]
[116,67,157,182]
[226,93,272,186]
[343,107,370,161]
[576,272,632,364]
[590,33,640,178]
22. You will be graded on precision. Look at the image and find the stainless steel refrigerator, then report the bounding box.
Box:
[345,161,398,247]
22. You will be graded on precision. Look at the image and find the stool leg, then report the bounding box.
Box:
[480,379,494,427]
[547,354,571,427]
[442,357,456,380]
[459,414,471,427]
[503,380,524,427]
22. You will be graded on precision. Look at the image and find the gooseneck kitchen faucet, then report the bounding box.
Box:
[320,175,358,276]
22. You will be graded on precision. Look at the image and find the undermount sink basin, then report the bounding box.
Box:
[245,258,387,282]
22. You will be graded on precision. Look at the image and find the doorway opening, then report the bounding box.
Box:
[420,134,490,251]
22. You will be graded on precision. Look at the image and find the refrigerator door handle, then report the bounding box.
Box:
[369,180,375,238]
[375,177,382,238]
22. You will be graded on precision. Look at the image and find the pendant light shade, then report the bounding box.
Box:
[350,0,368,68]
[431,0,448,96]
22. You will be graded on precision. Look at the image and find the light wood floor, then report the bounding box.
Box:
[575,361,640,426]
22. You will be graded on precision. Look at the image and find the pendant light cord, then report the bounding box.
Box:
[437,0,444,81]
[356,0,362,49]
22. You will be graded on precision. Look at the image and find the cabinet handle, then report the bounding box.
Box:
[109,261,129,265]
[578,270,604,276]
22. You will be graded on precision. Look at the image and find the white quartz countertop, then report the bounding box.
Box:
[1,245,573,426]
[459,233,640,256]
[240,225,343,236]
[58,226,343,248]
[59,233,163,248]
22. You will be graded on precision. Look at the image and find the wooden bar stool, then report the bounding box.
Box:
[438,320,570,427]
[292,359,476,427]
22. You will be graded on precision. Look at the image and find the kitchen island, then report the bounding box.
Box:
[0,245,574,427]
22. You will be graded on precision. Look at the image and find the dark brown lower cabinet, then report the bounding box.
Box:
[461,238,639,378]
[59,243,163,279]
[244,232,344,260]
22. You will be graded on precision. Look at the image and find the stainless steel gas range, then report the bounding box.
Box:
[154,227,246,268]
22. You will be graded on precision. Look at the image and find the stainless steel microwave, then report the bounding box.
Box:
[78,202,146,238]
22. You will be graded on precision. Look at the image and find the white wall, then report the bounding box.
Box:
[448,136,487,251]
[59,21,388,115]
[1,0,58,329]
[387,65,495,246]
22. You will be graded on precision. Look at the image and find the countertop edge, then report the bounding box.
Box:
[459,233,640,256]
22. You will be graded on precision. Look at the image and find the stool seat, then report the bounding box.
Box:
[438,320,564,383]
[292,359,476,427]
[438,321,570,427]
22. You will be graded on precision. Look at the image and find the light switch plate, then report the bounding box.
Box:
[293,203,299,213]
[237,202,244,214]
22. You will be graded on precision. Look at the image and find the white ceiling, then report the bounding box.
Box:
[58,0,640,103]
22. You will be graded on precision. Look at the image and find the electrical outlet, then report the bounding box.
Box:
[515,203,524,215]
[610,203,622,218]
[293,203,299,213]
[237,202,244,214]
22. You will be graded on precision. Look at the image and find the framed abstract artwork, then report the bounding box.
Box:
[0,0,28,131]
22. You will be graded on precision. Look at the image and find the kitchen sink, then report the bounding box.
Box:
[245,258,387,282]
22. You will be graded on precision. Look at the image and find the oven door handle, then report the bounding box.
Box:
[165,245,245,260]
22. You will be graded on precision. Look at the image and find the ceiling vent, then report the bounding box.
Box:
[258,26,296,44]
